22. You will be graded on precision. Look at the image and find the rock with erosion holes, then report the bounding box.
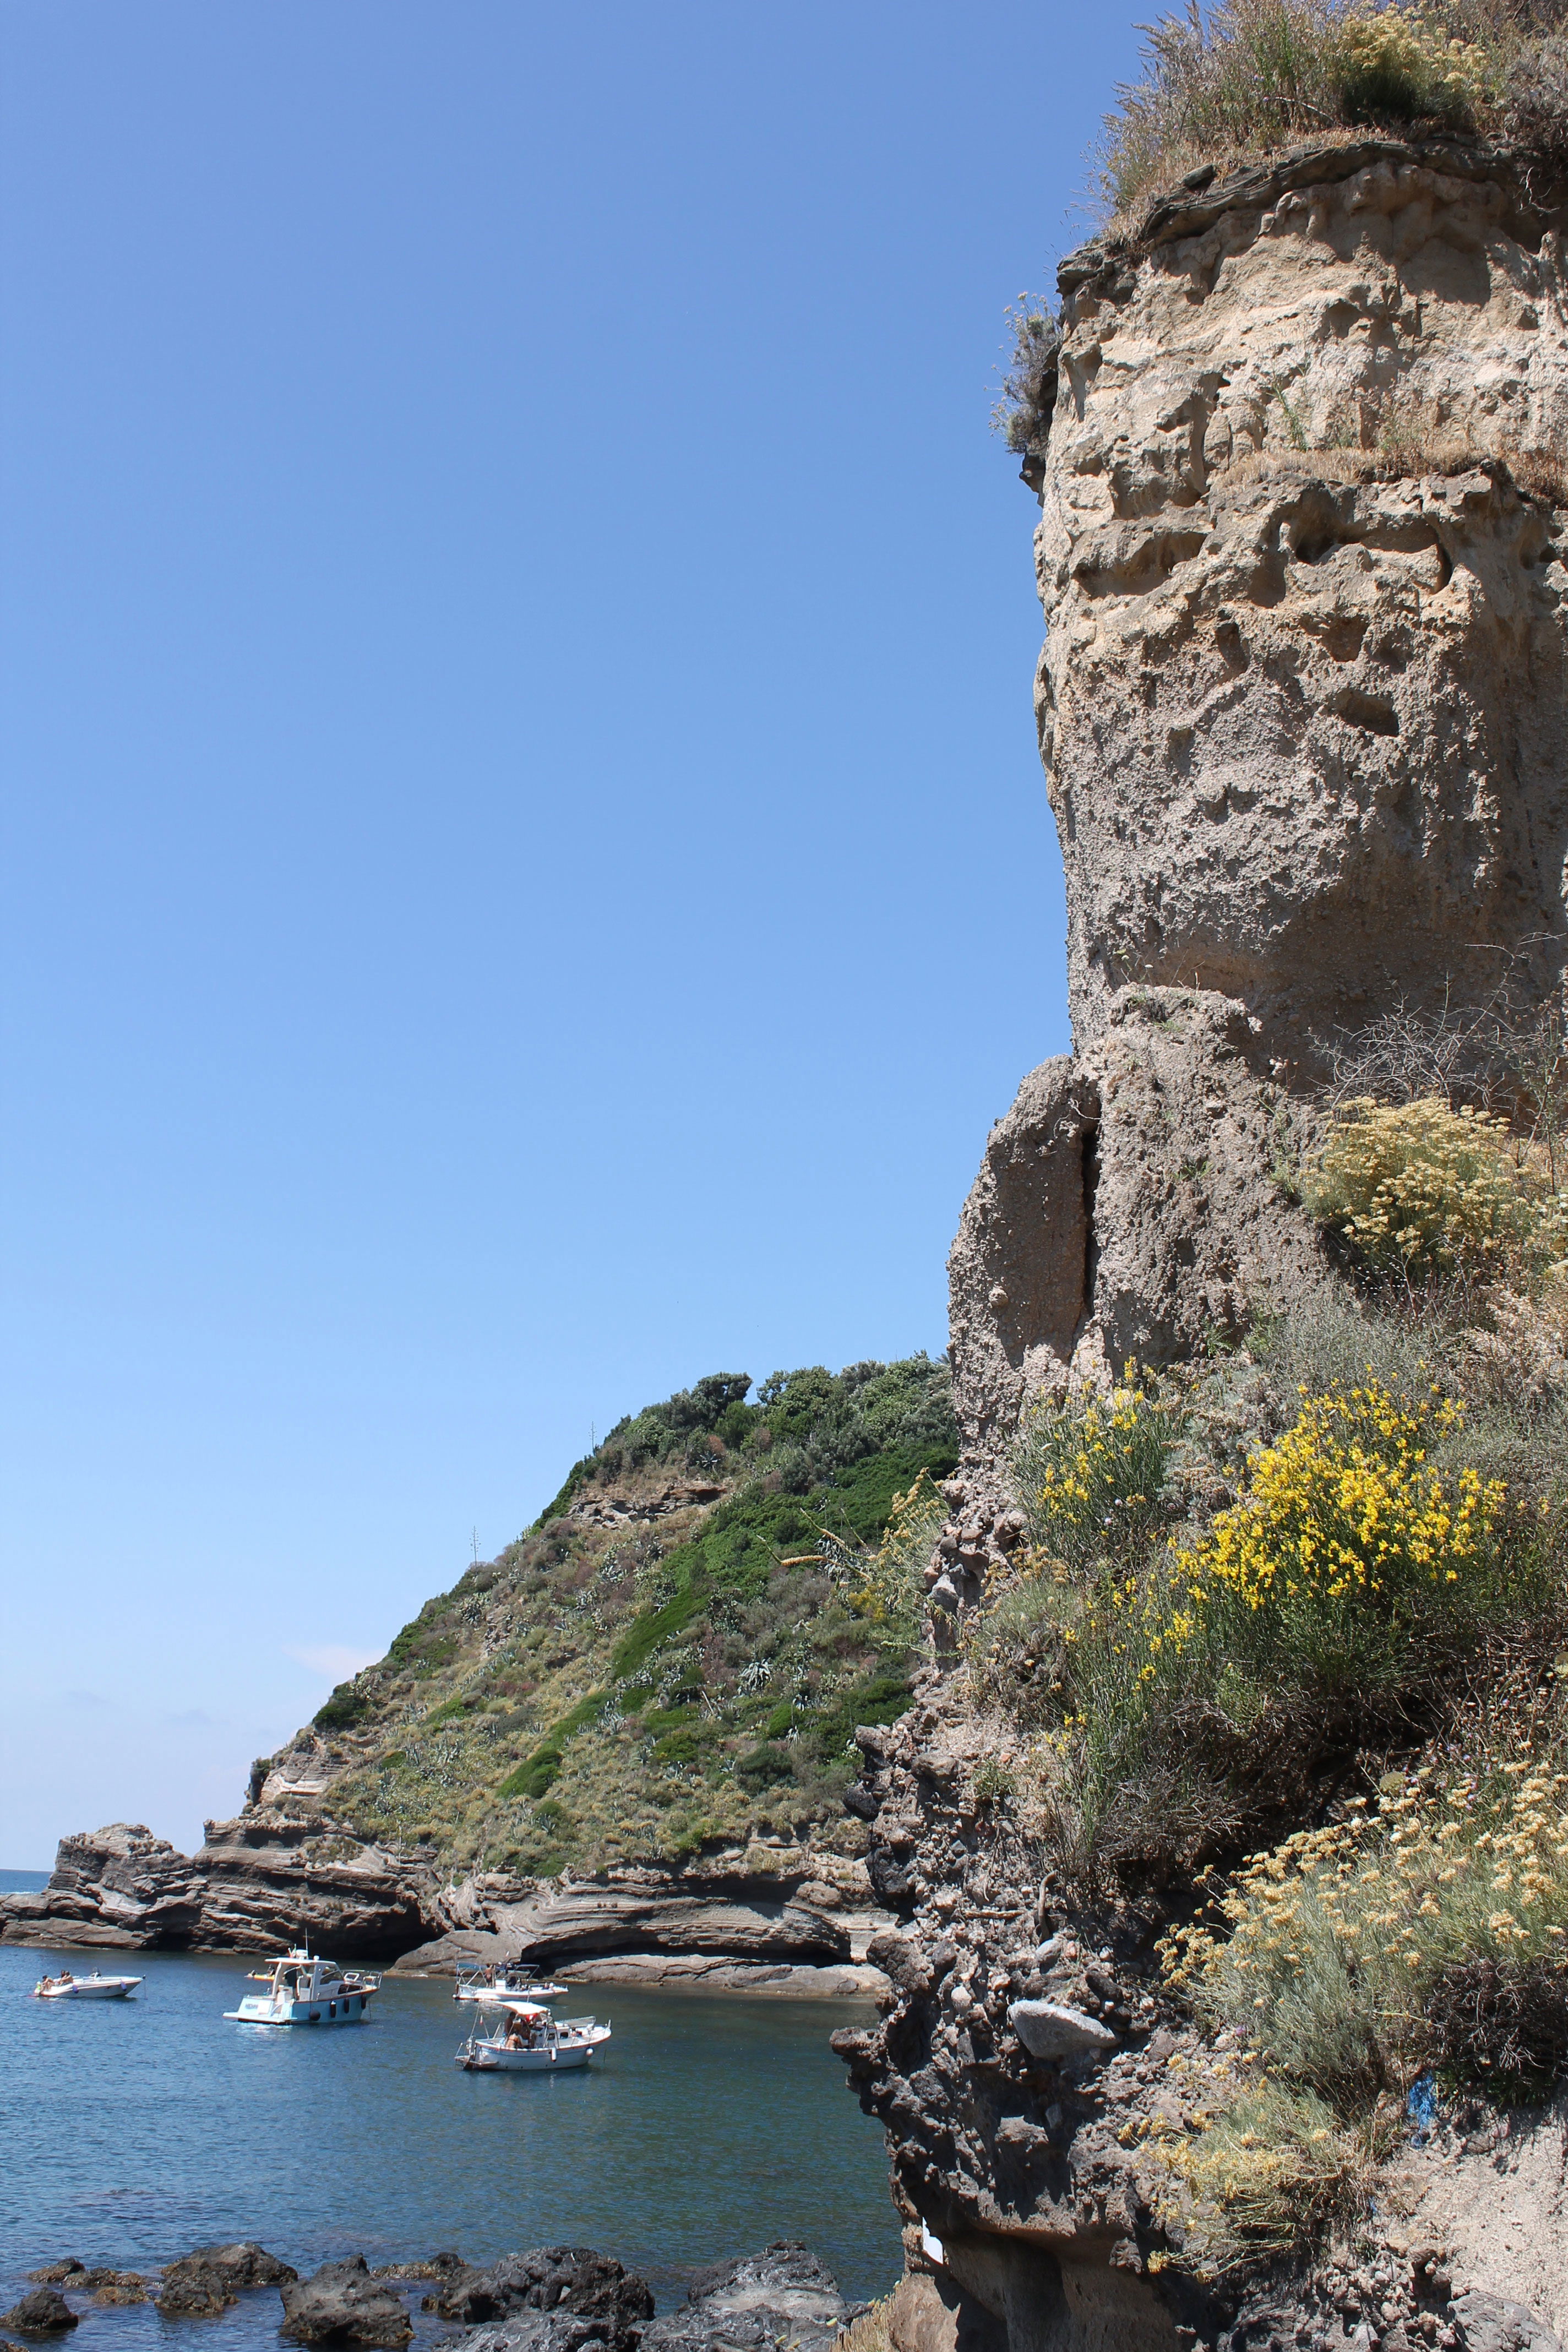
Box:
[638,2244,858,2352]
[1007,1999,1118,2060]
[278,2258,413,2349]
[0,2295,77,2334]
[158,2245,298,2318]
[427,2250,652,2347]
[1450,2292,1563,2352]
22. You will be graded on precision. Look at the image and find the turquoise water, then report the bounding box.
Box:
[0,1936,899,2346]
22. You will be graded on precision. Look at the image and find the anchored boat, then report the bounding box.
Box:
[224,1947,380,2026]
[456,2000,611,2072]
[33,1970,143,2001]
[454,1961,567,2002]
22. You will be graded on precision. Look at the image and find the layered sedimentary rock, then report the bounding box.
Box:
[0,1817,435,1959]
[952,135,1568,1469]
[1,1818,891,1985]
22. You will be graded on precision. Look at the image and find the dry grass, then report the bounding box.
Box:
[1095,0,1568,229]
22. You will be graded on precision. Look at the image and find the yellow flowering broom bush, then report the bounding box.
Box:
[1023,1381,1535,1882]
[1009,1373,1184,1571]
[1166,1380,1509,1698]
[1304,1096,1562,1283]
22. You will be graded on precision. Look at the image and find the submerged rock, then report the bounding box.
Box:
[279,2258,412,2349]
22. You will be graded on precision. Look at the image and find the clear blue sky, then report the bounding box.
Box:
[1,2,1140,1865]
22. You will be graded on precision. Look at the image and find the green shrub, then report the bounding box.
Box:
[1093,0,1542,224]
[1010,1379,1546,1886]
[314,1683,369,1734]
[497,1689,608,1801]
[1145,2083,1390,2275]
[736,1743,796,1788]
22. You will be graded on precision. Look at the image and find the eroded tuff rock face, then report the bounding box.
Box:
[948,994,1325,1468]
[1044,139,1568,1052]
[1,1817,891,1985]
[903,138,1568,2352]
[953,137,1568,1460]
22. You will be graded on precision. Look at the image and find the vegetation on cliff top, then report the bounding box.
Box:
[303,1355,956,1875]
[1097,0,1568,221]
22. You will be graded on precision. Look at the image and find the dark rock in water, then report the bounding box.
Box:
[158,2244,298,2317]
[0,2292,79,2333]
[23,2272,83,2291]
[279,2258,413,2349]
[639,2243,858,2352]
[427,2250,652,2348]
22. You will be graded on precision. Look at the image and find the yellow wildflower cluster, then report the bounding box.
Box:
[1009,1369,1181,1571]
[1336,5,1493,113]
[1172,1380,1504,1625]
[1162,1753,1568,2098]
[1305,1097,1561,1281]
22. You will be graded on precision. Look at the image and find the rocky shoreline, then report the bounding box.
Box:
[0,2242,865,2352]
[0,1822,893,1997]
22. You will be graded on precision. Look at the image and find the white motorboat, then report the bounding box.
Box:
[32,1970,143,2001]
[456,2001,611,2072]
[223,1947,381,2026]
[454,1961,567,2002]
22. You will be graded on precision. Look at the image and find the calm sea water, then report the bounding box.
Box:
[0,1925,899,2352]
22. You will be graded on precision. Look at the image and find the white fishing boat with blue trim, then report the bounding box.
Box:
[456,2000,610,2072]
[224,1947,380,2026]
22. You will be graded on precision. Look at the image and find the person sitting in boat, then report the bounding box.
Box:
[57,1969,74,1984]
[504,2018,527,2049]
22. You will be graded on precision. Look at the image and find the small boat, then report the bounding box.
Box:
[456,2001,611,2072]
[454,1961,567,2002]
[224,1946,380,2027]
[32,1970,144,2001]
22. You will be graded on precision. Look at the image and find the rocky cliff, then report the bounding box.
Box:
[857,135,1568,2352]
[952,134,1568,1473]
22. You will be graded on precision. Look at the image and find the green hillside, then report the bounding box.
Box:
[301,1358,956,1875]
